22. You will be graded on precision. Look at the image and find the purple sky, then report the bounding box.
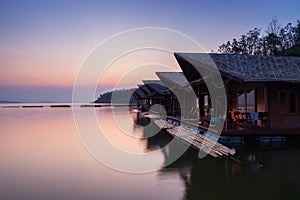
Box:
[0,0,299,102]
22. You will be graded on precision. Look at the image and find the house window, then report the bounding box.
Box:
[290,93,296,113]
[238,89,255,112]
[279,92,287,113]
[279,91,297,114]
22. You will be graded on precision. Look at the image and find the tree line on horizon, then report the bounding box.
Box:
[94,88,137,104]
[218,17,300,56]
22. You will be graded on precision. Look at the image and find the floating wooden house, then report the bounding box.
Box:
[156,72,198,118]
[142,80,170,107]
[132,87,148,111]
[173,53,300,135]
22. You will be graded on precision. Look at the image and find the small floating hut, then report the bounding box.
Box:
[174,53,300,135]
[132,53,300,154]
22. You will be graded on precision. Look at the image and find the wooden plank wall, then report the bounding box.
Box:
[269,85,300,129]
[256,87,266,112]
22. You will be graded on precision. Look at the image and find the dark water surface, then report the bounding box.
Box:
[0,105,299,200]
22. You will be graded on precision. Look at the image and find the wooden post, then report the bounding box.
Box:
[254,88,257,125]
[225,87,228,131]
[198,84,201,119]
[244,90,247,112]
[183,89,186,119]
[199,94,205,118]
[265,85,270,129]
[172,93,174,117]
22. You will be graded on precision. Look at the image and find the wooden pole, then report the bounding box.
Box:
[183,89,186,119]
[173,93,175,117]
[244,90,247,112]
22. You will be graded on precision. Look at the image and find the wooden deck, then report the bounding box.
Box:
[154,119,236,158]
[222,129,300,136]
[166,116,300,136]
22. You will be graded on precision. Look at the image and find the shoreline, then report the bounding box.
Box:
[0,103,136,109]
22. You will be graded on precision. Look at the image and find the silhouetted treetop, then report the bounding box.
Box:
[218,17,300,56]
[94,88,137,104]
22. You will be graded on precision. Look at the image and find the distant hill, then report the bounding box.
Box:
[0,100,22,103]
[94,88,137,104]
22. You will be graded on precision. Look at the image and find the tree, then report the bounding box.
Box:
[94,88,137,104]
[278,23,290,50]
[258,37,268,55]
[238,35,247,54]
[295,20,300,46]
[265,16,282,55]
[218,43,226,53]
[265,33,281,55]
[246,28,261,55]
[231,38,241,54]
[217,17,300,56]
[218,41,232,54]
[267,16,281,36]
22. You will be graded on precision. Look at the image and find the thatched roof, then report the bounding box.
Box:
[175,53,300,83]
[142,80,168,95]
[133,88,147,99]
[156,72,188,87]
[156,72,193,92]
[138,84,151,95]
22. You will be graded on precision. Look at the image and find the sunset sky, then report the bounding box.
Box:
[0,0,299,102]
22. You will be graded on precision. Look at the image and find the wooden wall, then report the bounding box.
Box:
[227,82,239,111]
[256,87,266,112]
[268,84,300,129]
[227,82,300,130]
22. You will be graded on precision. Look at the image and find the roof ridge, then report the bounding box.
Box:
[175,53,300,83]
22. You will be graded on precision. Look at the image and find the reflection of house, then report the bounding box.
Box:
[163,148,300,200]
[174,53,300,134]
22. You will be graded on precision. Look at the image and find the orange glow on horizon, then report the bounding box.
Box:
[97,49,181,89]
[0,49,181,89]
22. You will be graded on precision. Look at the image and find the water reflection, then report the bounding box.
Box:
[0,106,184,200]
[134,114,300,200]
[158,146,300,200]
[0,106,299,200]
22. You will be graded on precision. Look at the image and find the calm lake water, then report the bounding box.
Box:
[0,104,300,200]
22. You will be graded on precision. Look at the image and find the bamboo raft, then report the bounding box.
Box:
[154,119,236,158]
[154,119,176,129]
